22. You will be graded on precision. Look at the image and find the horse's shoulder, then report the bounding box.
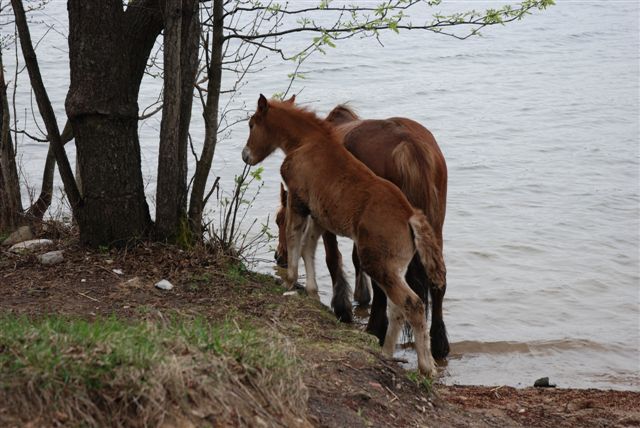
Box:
[280,155,294,182]
[280,148,307,182]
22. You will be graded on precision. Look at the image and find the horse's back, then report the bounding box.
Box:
[337,117,447,233]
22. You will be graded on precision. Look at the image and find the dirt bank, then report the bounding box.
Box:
[1,240,638,427]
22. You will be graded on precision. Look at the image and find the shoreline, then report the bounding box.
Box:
[1,239,638,427]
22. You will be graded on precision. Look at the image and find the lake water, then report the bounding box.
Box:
[6,1,639,390]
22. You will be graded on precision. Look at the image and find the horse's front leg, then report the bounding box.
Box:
[285,204,308,290]
[300,218,323,298]
[323,232,353,322]
[366,281,388,345]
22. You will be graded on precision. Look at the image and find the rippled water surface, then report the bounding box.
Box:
[10,1,639,390]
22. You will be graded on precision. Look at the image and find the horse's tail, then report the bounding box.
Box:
[391,138,445,239]
[408,211,446,289]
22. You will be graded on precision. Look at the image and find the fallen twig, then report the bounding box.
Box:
[385,385,400,403]
[77,291,99,302]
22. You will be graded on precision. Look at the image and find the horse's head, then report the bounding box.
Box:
[242,94,296,165]
[325,104,359,126]
[273,183,288,267]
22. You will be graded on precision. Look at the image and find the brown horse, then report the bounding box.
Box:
[242,94,446,376]
[274,105,450,359]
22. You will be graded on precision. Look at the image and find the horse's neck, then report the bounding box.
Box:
[276,110,335,154]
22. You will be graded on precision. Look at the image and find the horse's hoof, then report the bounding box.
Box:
[418,362,438,379]
[305,288,321,301]
[353,274,371,305]
[365,319,388,346]
[332,300,353,323]
[430,319,450,359]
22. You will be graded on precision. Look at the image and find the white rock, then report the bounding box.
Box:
[283,290,298,296]
[2,226,33,246]
[9,239,54,252]
[155,279,174,290]
[37,250,64,266]
[112,269,124,275]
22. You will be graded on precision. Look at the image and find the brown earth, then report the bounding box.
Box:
[1,238,639,427]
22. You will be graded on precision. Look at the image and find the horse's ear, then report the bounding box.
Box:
[284,94,296,104]
[280,183,288,206]
[258,94,269,113]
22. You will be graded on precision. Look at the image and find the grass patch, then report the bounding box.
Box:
[407,370,433,393]
[225,261,248,285]
[0,315,308,427]
[185,272,214,292]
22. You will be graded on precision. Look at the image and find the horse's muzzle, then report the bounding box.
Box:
[274,250,288,268]
[241,146,251,164]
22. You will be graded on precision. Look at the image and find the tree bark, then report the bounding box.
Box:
[155,0,199,242]
[66,0,163,246]
[0,48,23,233]
[188,0,223,237]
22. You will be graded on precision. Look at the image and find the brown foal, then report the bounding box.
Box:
[242,94,446,376]
[274,104,450,359]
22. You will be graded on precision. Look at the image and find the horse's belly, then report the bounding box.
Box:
[309,202,355,239]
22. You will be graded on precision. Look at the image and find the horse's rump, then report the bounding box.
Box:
[392,139,443,237]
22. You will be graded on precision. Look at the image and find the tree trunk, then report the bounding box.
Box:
[25,122,74,220]
[12,0,81,222]
[188,0,223,237]
[0,25,24,233]
[155,0,199,242]
[66,0,163,246]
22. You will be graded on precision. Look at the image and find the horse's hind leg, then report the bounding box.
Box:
[430,280,450,359]
[382,299,404,358]
[406,255,449,359]
[324,232,353,322]
[301,219,323,297]
[370,267,436,377]
[353,245,372,306]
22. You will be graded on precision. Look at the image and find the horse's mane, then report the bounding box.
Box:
[271,99,339,144]
[325,104,360,125]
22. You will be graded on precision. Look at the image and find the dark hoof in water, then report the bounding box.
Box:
[366,321,388,347]
[334,306,353,324]
[331,297,353,323]
[354,287,371,306]
[353,274,371,306]
[430,319,450,360]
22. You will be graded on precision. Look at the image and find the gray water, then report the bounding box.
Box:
[5,1,639,390]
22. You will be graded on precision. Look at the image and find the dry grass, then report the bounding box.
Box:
[0,315,310,427]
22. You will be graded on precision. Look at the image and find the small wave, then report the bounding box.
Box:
[500,243,545,254]
[450,339,623,356]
